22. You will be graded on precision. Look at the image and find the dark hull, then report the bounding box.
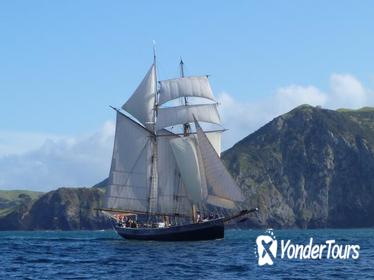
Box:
[114,218,224,241]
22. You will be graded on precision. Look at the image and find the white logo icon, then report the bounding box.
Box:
[256,230,277,266]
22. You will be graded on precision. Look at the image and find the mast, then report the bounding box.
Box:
[180,58,191,137]
[180,58,196,222]
[148,44,159,218]
[153,42,158,130]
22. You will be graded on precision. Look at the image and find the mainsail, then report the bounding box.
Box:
[105,112,153,212]
[105,59,245,220]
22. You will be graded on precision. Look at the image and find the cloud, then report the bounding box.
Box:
[0,131,61,156]
[0,121,115,191]
[1,73,373,191]
[217,85,327,150]
[329,74,368,109]
[218,73,373,150]
[274,85,327,112]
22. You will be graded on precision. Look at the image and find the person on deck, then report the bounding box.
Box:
[131,220,137,228]
[197,212,202,223]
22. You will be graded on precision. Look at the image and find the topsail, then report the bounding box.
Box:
[156,103,221,130]
[158,76,215,105]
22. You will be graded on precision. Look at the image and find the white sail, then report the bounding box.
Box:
[194,120,245,206]
[169,137,207,203]
[205,131,221,156]
[207,195,236,209]
[157,103,220,130]
[158,76,215,105]
[157,130,192,216]
[122,64,156,126]
[189,131,221,157]
[105,112,153,212]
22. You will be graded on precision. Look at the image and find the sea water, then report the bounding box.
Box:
[0,229,373,279]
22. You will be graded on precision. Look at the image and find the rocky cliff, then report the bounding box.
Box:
[222,105,374,228]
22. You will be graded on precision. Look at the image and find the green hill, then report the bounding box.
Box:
[0,190,43,217]
[0,188,110,230]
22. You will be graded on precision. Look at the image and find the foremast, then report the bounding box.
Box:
[147,45,159,218]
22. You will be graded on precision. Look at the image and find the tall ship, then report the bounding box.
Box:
[100,53,257,241]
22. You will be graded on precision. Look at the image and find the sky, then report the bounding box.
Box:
[1,1,374,191]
